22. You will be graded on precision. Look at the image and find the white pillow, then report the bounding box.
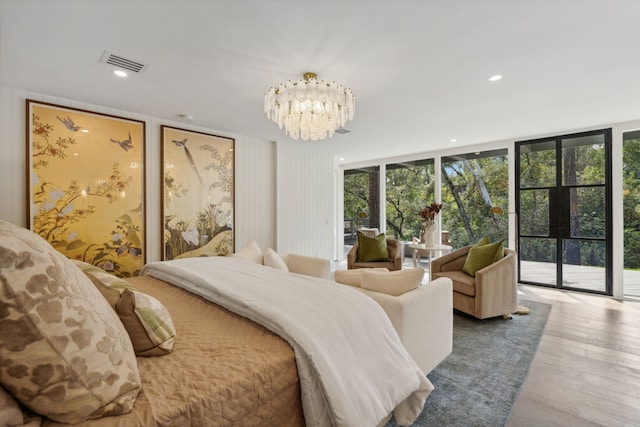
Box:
[357,227,380,238]
[334,268,389,287]
[231,240,263,264]
[361,268,424,296]
[263,248,289,271]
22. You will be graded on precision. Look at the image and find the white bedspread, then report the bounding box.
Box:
[140,257,432,427]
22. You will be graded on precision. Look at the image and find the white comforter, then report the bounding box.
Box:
[140,257,432,427]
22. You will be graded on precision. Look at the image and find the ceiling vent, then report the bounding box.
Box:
[99,50,147,74]
[334,127,351,135]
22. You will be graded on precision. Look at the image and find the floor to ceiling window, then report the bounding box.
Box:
[441,149,509,249]
[385,159,434,240]
[623,130,640,298]
[343,166,380,244]
[341,124,639,296]
[517,129,611,295]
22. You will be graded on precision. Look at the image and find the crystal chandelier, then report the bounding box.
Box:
[264,72,355,141]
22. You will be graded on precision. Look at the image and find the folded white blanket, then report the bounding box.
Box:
[141,257,432,427]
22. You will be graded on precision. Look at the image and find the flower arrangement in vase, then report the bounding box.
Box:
[418,202,442,246]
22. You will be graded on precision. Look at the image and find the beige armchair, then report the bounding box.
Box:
[347,239,402,271]
[279,253,331,280]
[430,246,517,319]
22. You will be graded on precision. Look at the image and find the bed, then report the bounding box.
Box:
[0,221,432,427]
[36,274,306,427]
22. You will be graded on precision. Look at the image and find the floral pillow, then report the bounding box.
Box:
[0,220,140,423]
[74,261,176,357]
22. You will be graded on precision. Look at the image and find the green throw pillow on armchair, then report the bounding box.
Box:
[474,236,491,247]
[471,235,504,261]
[356,232,390,262]
[462,239,504,277]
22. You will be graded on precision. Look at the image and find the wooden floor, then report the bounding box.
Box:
[337,249,640,425]
[507,285,640,426]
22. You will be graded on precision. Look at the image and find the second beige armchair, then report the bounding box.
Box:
[347,238,403,271]
[430,245,517,319]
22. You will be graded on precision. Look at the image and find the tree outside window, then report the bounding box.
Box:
[344,150,509,250]
[344,166,379,243]
[386,159,434,240]
[441,150,508,249]
[623,131,640,297]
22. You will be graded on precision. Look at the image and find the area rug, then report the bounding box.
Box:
[386,299,552,427]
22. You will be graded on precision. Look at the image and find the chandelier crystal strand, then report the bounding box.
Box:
[264,72,355,141]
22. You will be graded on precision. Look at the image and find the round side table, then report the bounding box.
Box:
[408,243,453,271]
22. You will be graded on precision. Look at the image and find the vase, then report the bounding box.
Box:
[420,221,437,246]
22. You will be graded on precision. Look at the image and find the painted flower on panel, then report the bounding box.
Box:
[29,103,144,277]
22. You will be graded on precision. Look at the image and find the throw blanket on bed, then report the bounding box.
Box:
[140,257,432,427]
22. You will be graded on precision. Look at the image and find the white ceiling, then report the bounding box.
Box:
[2,0,640,164]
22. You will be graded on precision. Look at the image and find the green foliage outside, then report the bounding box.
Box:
[441,154,508,249]
[344,152,509,248]
[344,171,371,221]
[344,168,379,242]
[385,162,435,240]
[345,135,640,271]
[624,138,640,269]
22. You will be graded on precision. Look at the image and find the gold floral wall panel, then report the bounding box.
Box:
[27,100,146,277]
[161,126,234,260]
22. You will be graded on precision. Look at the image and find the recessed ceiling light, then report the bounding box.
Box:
[488,74,503,82]
[339,157,345,161]
[113,70,127,77]
[450,139,457,143]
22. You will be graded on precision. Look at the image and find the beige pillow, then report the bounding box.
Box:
[263,248,289,271]
[361,268,425,296]
[0,220,141,424]
[231,239,264,264]
[334,268,389,287]
[74,261,176,357]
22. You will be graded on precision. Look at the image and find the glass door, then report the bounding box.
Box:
[516,129,612,295]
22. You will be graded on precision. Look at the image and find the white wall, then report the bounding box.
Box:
[275,139,335,258]
[0,86,335,262]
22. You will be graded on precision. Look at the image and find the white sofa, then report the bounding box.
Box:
[273,253,453,374]
[334,268,453,374]
[359,278,453,374]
